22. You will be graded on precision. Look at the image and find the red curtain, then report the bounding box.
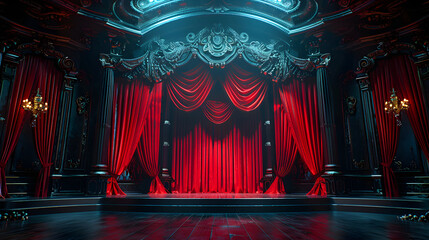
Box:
[279,79,327,196]
[135,82,167,194]
[172,109,263,193]
[107,80,152,196]
[202,100,234,124]
[33,58,63,198]
[223,65,268,111]
[370,56,415,198]
[265,87,298,194]
[391,55,429,164]
[0,56,40,198]
[166,64,213,111]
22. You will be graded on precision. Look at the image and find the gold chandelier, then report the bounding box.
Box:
[384,88,409,126]
[22,88,48,127]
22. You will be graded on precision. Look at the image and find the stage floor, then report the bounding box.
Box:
[1,211,428,240]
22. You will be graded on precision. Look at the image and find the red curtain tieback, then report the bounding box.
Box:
[108,174,119,179]
[41,163,53,168]
[381,163,392,168]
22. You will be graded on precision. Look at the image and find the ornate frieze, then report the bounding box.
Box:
[113,24,315,82]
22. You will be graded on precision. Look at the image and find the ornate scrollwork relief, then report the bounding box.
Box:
[345,96,357,115]
[356,56,375,74]
[3,39,78,75]
[113,24,315,82]
[76,96,90,116]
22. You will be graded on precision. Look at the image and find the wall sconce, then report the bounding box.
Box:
[22,88,48,127]
[384,88,409,126]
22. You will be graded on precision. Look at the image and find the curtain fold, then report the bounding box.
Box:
[107,80,152,196]
[392,55,429,164]
[33,58,63,198]
[166,64,213,111]
[265,87,298,194]
[135,82,167,194]
[223,65,268,111]
[370,56,408,198]
[202,100,234,125]
[279,79,327,197]
[172,109,263,193]
[0,56,40,198]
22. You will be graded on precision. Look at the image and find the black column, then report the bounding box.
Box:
[314,54,339,168]
[53,73,76,173]
[94,54,115,166]
[313,53,344,194]
[355,57,380,174]
[356,73,380,174]
[86,54,114,195]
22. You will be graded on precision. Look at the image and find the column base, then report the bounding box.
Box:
[86,164,110,196]
[322,164,346,195]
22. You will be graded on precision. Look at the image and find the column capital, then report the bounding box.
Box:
[310,53,331,68]
[99,53,121,69]
[355,56,375,75]
[356,73,370,91]
[0,39,18,54]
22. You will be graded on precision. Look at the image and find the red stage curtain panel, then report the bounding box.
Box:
[172,110,263,193]
[166,64,213,111]
[370,56,409,198]
[107,80,152,196]
[135,82,167,194]
[223,64,268,111]
[265,87,298,194]
[0,56,41,198]
[279,79,327,197]
[33,58,63,198]
[202,100,234,124]
[392,55,429,164]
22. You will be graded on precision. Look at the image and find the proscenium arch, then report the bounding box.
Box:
[78,0,354,39]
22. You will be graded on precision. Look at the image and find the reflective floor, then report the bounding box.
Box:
[0,211,427,240]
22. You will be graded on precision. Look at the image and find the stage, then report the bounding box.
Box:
[1,194,428,216]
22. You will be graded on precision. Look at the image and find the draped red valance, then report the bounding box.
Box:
[223,65,268,111]
[279,79,327,197]
[167,63,268,125]
[166,64,213,111]
[202,100,234,125]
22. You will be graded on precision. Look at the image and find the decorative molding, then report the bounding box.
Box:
[206,0,230,13]
[4,39,79,75]
[356,56,375,75]
[76,96,90,116]
[108,0,323,36]
[311,53,331,68]
[99,53,120,68]
[114,24,315,82]
[345,96,357,115]
[355,41,418,75]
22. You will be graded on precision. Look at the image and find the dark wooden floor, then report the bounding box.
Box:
[0,211,427,240]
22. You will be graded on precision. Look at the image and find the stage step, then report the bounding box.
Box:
[5,176,35,198]
[101,197,332,213]
[1,195,428,216]
[332,197,429,215]
[0,197,102,215]
[400,176,429,197]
